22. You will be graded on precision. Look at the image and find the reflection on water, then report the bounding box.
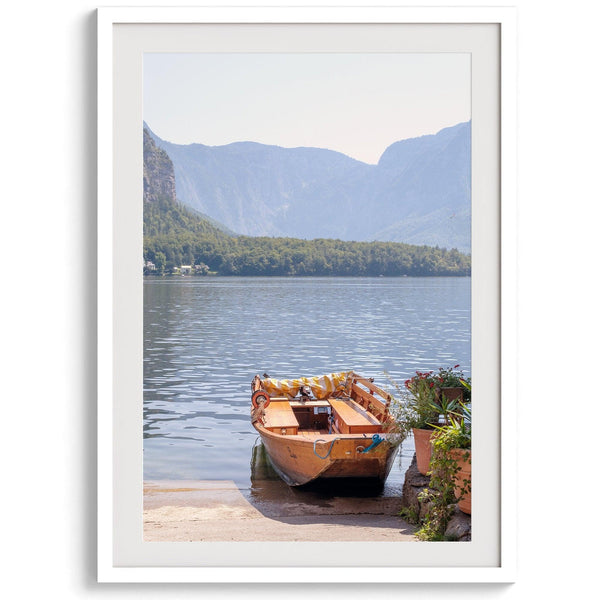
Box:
[144,276,471,496]
[250,438,281,483]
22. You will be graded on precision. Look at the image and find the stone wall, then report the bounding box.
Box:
[401,454,471,541]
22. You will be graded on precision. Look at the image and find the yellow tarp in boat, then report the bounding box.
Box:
[262,372,352,400]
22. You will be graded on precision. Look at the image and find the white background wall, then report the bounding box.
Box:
[1,0,598,597]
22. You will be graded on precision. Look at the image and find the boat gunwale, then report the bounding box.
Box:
[253,424,390,443]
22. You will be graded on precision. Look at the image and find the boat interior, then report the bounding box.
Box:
[251,373,393,437]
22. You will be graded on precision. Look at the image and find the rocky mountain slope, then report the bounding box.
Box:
[147,121,471,252]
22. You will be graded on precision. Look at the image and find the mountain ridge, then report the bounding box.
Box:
[142,125,471,277]
[146,121,471,252]
[143,129,470,276]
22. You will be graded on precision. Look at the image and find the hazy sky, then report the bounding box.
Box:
[144,53,470,165]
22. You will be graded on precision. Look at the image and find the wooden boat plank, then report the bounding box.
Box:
[299,430,330,438]
[345,399,381,425]
[329,398,381,434]
[293,432,372,441]
[350,383,388,415]
[264,403,300,427]
[353,375,393,402]
[288,400,331,408]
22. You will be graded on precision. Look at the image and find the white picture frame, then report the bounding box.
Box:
[97,5,517,583]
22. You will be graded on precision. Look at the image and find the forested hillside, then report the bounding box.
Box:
[143,127,471,277]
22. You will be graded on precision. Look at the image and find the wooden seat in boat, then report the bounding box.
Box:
[264,402,299,435]
[328,398,381,434]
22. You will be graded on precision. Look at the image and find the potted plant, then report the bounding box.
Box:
[388,369,457,475]
[404,373,439,475]
[388,365,471,475]
[389,366,471,476]
[408,368,470,475]
[430,399,471,515]
[433,364,471,404]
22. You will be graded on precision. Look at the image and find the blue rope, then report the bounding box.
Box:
[313,434,384,459]
[313,437,339,459]
[362,434,383,453]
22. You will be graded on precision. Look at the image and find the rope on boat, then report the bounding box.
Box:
[362,434,383,453]
[313,437,340,460]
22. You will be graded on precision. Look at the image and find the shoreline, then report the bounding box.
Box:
[144,480,417,542]
[143,274,472,278]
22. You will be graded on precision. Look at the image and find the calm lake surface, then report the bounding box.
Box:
[144,276,471,497]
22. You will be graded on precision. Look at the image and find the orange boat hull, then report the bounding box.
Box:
[255,425,399,486]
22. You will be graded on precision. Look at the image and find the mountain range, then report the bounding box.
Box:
[146,121,471,253]
[142,127,470,277]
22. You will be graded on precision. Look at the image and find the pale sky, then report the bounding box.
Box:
[143,53,470,165]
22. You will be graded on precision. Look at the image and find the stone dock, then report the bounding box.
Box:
[144,479,418,542]
[400,456,472,541]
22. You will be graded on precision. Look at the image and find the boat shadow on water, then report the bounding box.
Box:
[245,440,407,528]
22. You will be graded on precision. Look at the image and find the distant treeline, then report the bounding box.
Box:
[143,195,471,277]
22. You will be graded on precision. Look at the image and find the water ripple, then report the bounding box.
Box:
[144,276,471,487]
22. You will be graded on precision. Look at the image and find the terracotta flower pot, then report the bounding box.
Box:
[413,427,434,475]
[449,448,471,514]
[434,386,464,404]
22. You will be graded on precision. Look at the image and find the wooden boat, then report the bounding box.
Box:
[250,371,400,486]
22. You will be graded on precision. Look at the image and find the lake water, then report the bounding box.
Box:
[144,276,471,497]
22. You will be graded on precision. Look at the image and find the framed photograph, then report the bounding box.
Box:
[98,5,516,583]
